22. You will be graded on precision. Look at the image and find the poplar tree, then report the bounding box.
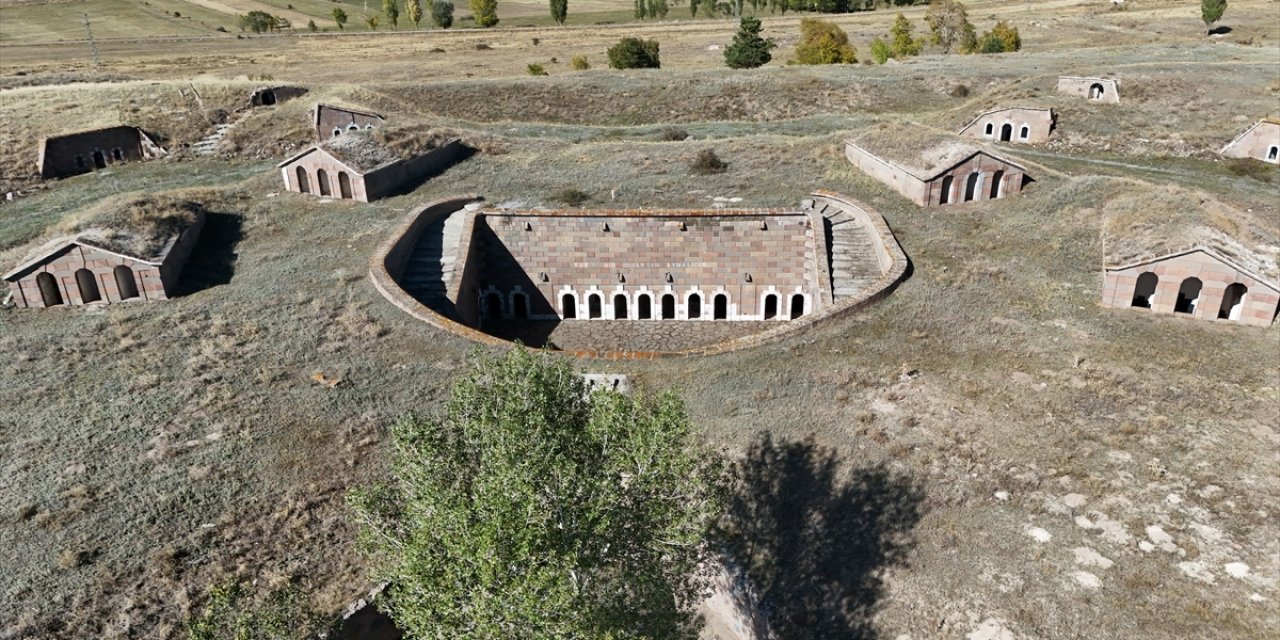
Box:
[470,0,499,27]
[406,0,423,28]
[383,0,400,28]
[550,0,567,24]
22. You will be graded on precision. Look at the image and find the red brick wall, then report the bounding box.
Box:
[316,106,384,142]
[281,152,367,201]
[923,154,1025,207]
[471,211,818,321]
[7,245,163,308]
[1101,250,1279,327]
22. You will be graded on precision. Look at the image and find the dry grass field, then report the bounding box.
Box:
[1,0,1278,638]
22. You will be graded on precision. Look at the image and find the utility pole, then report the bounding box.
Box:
[82,13,101,71]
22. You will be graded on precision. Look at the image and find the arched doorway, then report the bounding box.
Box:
[1131,272,1157,308]
[261,90,276,106]
[687,293,702,319]
[989,170,1004,199]
[963,172,981,202]
[36,272,62,306]
[613,294,628,319]
[1218,283,1247,320]
[588,294,602,319]
[114,265,139,300]
[75,268,101,303]
[637,294,652,320]
[112,148,123,161]
[317,169,331,196]
[984,123,994,137]
[789,294,805,319]
[512,293,528,319]
[713,293,728,320]
[1269,146,1279,162]
[92,150,107,169]
[1174,277,1202,314]
[295,166,311,194]
[1089,83,1104,99]
[939,175,954,205]
[1000,123,1013,142]
[338,172,354,199]
[763,294,778,320]
[561,293,577,319]
[661,294,676,319]
[485,292,503,319]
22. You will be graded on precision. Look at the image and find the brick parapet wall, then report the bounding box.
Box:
[369,192,910,359]
[364,140,465,201]
[1100,247,1280,327]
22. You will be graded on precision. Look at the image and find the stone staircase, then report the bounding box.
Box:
[191,110,252,156]
[401,209,468,317]
[814,201,884,299]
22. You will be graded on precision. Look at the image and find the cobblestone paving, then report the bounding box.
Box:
[480,319,784,352]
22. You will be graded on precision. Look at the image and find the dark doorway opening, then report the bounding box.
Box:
[1000,123,1012,142]
[1131,272,1157,309]
[317,169,331,196]
[296,167,310,194]
[613,294,628,319]
[989,170,1004,199]
[939,175,954,205]
[338,172,353,199]
[75,268,101,303]
[638,294,652,319]
[92,150,106,169]
[114,265,139,300]
[562,294,577,319]
[588,294,602,319]
[688,293,702,319]
[486,292,503,319]
[790,294,805,319]
[713,293,728,320]
[513,293,528,319]
[1174,278,1202,314]
[763,294,778,320]
[37,272,62,306]
[661,294,676,319]
[1218,283,1247,320]
[261,90,276,106]
[963,172,980,202]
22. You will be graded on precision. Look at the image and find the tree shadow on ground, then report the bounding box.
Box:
[176,211,242,296]
[717,432,927,640]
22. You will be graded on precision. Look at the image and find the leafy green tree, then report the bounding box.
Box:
[350,349,721,639]
[889,12,922,58]
[790,18,857,65]
[768,0,787,14]
[307,18,318,32]
[366,13,380,29]
[976,20,1020,53]
[724,16,775,69]
[383,0,400,28]
[237,10,278,33]
[332,7,348,29]
[650,0,669,19]
[869,36,891,63]
[431,0,454,27]
[406,0,423,28]
[635,0,647,19]
[1202,0,1227,34]
[608,37,661,68]
[924,0,974,53]
[471,0,499,27]
[550,0,567,24]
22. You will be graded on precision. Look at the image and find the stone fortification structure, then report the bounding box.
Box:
[249,85,307,107]
[845,127,1029,207]
[4,200,204,308]
[1100,185,1280,327]
[958,107,1056,144]
[1057,76,1120,103]
[370,192,908,357]
[315,104,385,141]
[278,131,464,203]
[38,126,165,179]
[1220,119,1280,164]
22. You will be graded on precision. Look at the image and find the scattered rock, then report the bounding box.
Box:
[1073,547,1114,570]
[1224,562,1250,578]
[1072,571,1102,589]
[967,618,1015,640]
[994,491,1010,502]
[1024,525,1052,543]
[1062,493,1088,509]
[1178,560,1216,584]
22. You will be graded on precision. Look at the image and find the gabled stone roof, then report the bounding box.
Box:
[847,122,1027,180]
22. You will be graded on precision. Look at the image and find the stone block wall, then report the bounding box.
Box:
[960,108,1055,144]
[844,142,927,205]
[1101,249,1279,327]
[281,152,366,201]
[363,141,464,201]
[38,126,151,179]
[922,154,1025,207]
[471,211,818,321]
[1221,121,1280,164]
[1057,76,1120,104]
[316,105,384,141]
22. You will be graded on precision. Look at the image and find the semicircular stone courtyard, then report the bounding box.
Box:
[371,191,908,357]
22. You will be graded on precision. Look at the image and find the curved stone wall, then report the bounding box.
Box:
[369,192,909,358]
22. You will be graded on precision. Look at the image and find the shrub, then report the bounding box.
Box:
[527,63,548,76]
[430,0,453,28]
[607,37,661,69]
[977,21,1021,53]
[570,54,590,70]
[531,37,540,46]
[889,13,923,58]
[655,127,689,141]
[690,149,728,175]
[724,17,775,69]
[552,187,591,206]
[474,42,492,50]
[869,36,890,64]
[949,83,969,98]
[470,0,498,27]
[791,19,856,65]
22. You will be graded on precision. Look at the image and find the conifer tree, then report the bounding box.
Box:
[724,16,775,69]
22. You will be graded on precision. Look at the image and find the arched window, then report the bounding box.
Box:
[713,293,728,320]
[347,123,359,131]
[75,268,101,303]
[561,293,577,319]
[112,148,123,161]
[613,294,628,319]
[1131,272,1157,309]
[963,172,981,202]
[984,123,993,136]
[1174,277,1202,314]
[316,169,331,196]
[485,292,503,319]
[1269,146,1279,162]
[92,150,106,169]
[939,175,954,205]
[512,293,528,319]
[588,293,602,319]
[338,172,353,199]
[365,124,375,130]
[1000,123,1013,142]
[1089,83,1104,99]
[1218,283,1247,321]
[295,166,311,194]
[1019,125,1030,140]
[989,170,1004,199]
[114,265,139,300]
[637,294,652,320]
[790,294,805,319]
[36,272,62,307]
[763,294,778,320]
[332,127,342,138]
[687,293,702,319]
[661,294,676,319]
